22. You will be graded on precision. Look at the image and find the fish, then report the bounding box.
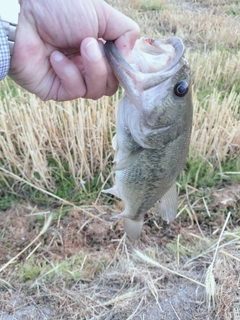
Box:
[103,37,193,240]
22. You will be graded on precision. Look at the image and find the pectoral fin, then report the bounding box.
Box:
[102,185,121,198]
[156,183,178,223]
[114,148,143,171]
[112,134,117,150]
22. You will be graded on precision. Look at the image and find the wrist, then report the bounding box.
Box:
[1,21,17,55]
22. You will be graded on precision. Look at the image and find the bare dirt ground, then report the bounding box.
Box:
[0,204,207,320]
[0,184,240,319]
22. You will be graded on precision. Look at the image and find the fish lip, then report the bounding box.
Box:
[104,37,186,106]
[104,36,184,76]
[135,36,185,74]
[140,37,185,90]
[157,37,185,72]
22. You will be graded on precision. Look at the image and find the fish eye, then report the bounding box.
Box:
[174,81,189,97]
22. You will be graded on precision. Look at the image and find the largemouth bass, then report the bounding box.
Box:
[103,37,193,240]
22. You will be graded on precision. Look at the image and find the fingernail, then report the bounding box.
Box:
[85,39,101,60]
[52,51,64,62]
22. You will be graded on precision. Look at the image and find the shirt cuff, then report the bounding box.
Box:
[0,18,10,80]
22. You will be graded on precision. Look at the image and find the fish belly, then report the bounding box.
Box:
[116,132,189,221]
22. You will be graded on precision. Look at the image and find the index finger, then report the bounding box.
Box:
[99,2,140,58]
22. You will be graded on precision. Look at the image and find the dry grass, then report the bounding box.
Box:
[214,253,240,319]
[0,87,118,190]
[0,52,239,191]
[111,0,240,50]
[0,2,239,192]
[1,203,240,319]
[0,0,240,319]
[191,87,240,161]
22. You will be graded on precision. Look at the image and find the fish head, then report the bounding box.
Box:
[136,37,192,130]
[105,37,193,148]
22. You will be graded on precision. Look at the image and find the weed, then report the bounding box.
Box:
[179,157,240,190]
[140,0,164,11]
[17,257,46,283]
[0,193,20,211]
[226,7,240,15]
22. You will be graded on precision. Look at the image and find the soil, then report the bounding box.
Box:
[0,184,240,319]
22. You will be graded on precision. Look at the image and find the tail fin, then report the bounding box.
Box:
[123,218,144,240]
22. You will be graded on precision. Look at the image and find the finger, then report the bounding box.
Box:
[81,38,118,99]
[100,2,140,58]
[49,51,87,101]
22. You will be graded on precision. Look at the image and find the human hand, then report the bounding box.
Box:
[8,0,139,101]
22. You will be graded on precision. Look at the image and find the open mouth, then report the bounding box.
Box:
[129,37,184,74]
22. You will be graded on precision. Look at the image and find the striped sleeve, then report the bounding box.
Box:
[0,18,10,80]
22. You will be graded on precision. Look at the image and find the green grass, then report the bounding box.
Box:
[0,193,19,210]
[1,154,239,211]
[0,155,114,210]
[140,0,164,11]
[226,7,240,15]
[179,157,240,189]
[166,236,208,260]
[0,77,19,100]
[15,252,111,285]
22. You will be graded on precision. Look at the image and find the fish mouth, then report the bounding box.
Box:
[134,37,185,90]
[130,37,185,75]
[164,37,185,71]
[104,37,185,108]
